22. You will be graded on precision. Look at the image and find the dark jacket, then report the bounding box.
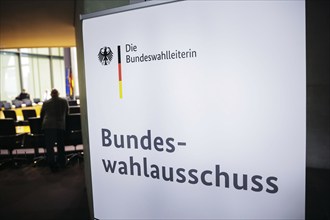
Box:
[40,97,69,130]
[16,92,30,100]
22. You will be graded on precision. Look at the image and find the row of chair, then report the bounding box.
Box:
[0,114,83,168]
[0,99,35,109]
[2,107,80,124]
[2,109,36,126]
[0,99,79,110]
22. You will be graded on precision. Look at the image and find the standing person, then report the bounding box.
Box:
[40,89,69,172]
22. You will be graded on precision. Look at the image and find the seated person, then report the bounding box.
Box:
[16,89,30,100]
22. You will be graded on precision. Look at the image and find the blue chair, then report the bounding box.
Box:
[4,102,11,110]
[12,100,23,108]
[22,99,33,107]
[33,98,41,104]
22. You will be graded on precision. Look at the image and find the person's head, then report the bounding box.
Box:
[51,89,59,98]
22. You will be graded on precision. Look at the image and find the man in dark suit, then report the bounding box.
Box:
[40,89,69,172]
[16,89,30,100]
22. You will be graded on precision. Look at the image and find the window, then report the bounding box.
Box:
[0,52,21,101]
[0,47,77,102]
[52,58,65,97]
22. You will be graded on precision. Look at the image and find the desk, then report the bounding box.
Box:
[16,126,31,134]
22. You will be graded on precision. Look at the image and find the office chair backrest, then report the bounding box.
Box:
[68,100,78,106]
[28,117,43,134]
[0,118,16,136]
[69,106,80,114]
[22,99,33,107]
[4,102,11,109]
[3,110,17,121]
[22,109,37,121]
[12,100,22,108]
[66,113,81,131]
[33,98,41,104]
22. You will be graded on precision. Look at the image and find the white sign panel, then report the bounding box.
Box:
[82,1,306,219]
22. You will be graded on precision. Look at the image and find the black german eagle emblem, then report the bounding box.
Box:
[98,46,113,65]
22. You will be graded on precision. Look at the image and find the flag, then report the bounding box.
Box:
[69,69,74,96]
[66,67,74,97]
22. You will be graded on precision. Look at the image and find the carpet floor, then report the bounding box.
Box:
[0,161,329,220]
